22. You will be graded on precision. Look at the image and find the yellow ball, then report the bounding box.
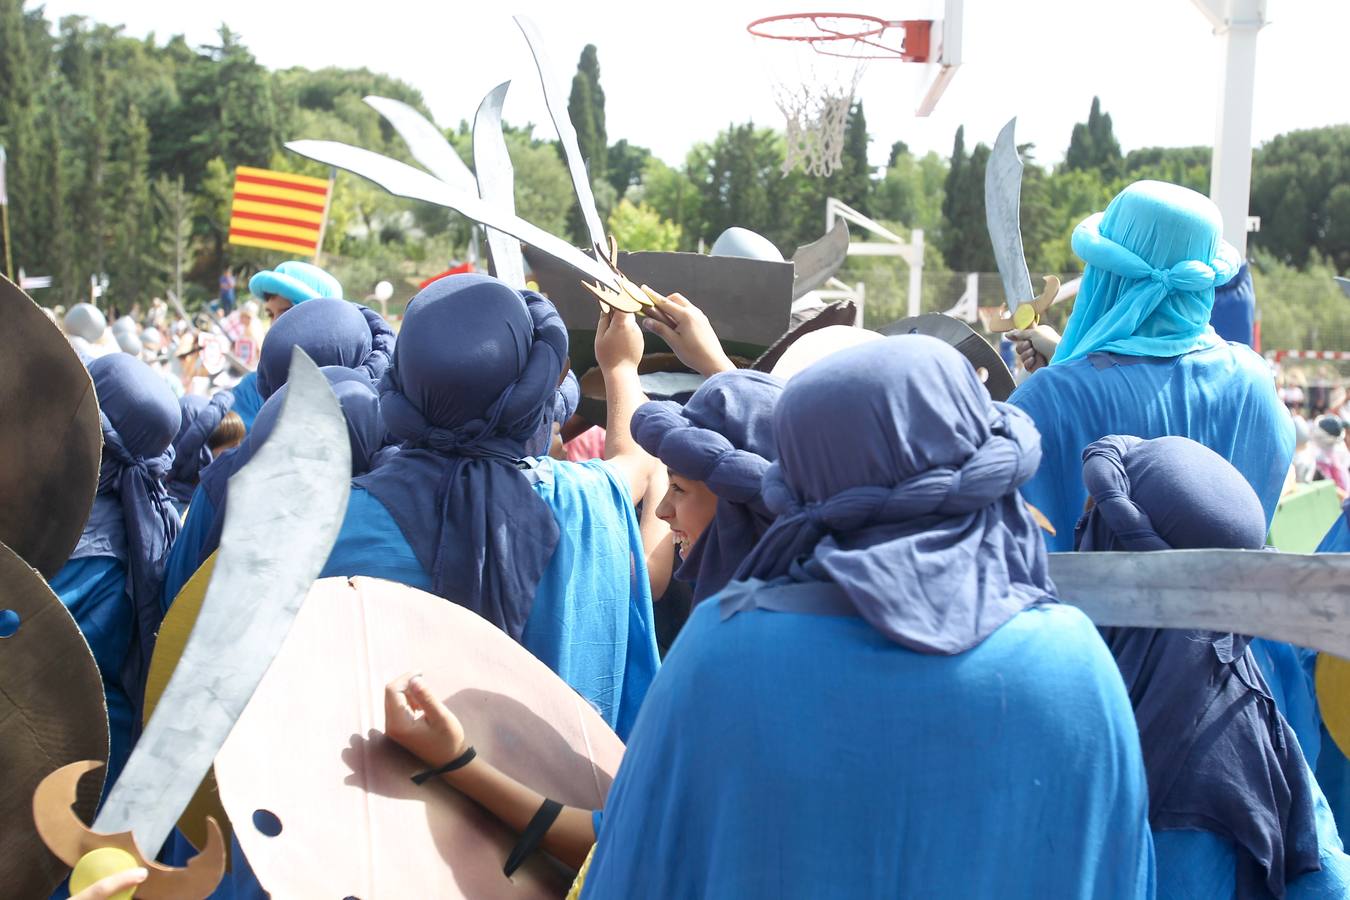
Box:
[1013,304,1037,330]
[70,847,141,900]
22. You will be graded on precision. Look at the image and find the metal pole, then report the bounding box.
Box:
[313,167,336,266]
[1,201,12,283]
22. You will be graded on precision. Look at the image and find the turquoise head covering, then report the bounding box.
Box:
[248,260,343,305]
[1052,181,1242,365]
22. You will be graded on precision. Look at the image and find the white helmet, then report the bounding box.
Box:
[63,303,107,342]
[111,315,138,337]
[710,227,784,262]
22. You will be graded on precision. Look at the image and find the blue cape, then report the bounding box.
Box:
[353,275,570,641]
[735,336,1054,654]
[165,392,234,504]
[632,370,783,604]
[255,299,394,398]
[583,599,1153,899]
[1077,435,1320,898]
[227,372,264,432]
[1009,341,1295,549]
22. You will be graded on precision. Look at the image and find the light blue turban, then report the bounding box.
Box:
[1052,181,1243,364]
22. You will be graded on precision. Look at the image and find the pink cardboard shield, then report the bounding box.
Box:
[214,577,625,898]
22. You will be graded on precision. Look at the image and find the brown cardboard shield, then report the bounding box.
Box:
[143,552,232,857]
[877,313,1017,402]
[214,577,626,899]
[525,246,795,374]
[0,276,102,577]
[0,540,108,897]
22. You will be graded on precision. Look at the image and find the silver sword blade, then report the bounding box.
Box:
[1049,550,1350,658]
[94,348,351,854]
[473,81,527,290]
[514,15,608,256]
[285,138,621,291]
[362,95,478,194]
[985,117,1034,314]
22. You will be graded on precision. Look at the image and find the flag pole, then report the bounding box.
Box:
[313,167,336,266]
[0,145,12,282]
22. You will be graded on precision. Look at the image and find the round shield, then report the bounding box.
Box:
[0,277,101,578]
[199,334,226,376]
[752,299,860,373]
[143,552,231,854]
[0,540,109,898]
[876,313,1018,401]
[214,577,626,898]
[1317,653,1350,757]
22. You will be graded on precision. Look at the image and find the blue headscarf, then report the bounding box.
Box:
[197,368,384,565]
[255,298,395,398]
[1053,181,1243,365]
[85,354,183,706]
[166,392,234,504]
[1075,435,1320,898]
[524,369,580,458]
[733,336,1053,654]
[633,370,784,604]
[354,274,569,640]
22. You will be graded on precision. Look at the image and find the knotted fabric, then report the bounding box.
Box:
[86,354,182,715]
[1053,180,1243,364]
[1075,435,1320,899]
[355,274,568,640]
[633,370,784,603]
[166,392,234,504]
[256,298,394,398]
[197,368,384,566]
[734,336,1055,654]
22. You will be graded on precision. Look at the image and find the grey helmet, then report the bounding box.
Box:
[63,303,107,342]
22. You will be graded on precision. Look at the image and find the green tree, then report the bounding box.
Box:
[0,0,41,271]
[607,138,651,198]
[608,199,681,251]
[1249,126,1350,270]
[637,157,703,251]
[874,147,947,234]
[822,100,872,214]
[1065,97,1122,178]
[567,44,606,181]
[106,103,153,307]
[939,127,995,271]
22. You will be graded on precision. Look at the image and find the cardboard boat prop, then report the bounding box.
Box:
[215,576,626,899]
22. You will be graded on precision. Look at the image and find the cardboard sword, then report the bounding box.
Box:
[472,81,527,289]
[984,117,1058,333]
[1049,550,1350,659]
[33,348,351,899]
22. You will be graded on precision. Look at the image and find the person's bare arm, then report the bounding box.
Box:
[385,675,596,869]
[640,467,675,599]
[595,310,656,503]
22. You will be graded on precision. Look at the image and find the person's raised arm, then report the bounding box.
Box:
[640,292,736,377]
[640,466,675,600]
[385,674,596,870]
[595,310,655,503]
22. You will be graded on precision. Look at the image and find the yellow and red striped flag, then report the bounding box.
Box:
[227,166,332,255]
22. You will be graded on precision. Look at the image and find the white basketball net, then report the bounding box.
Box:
[773,65,863,177]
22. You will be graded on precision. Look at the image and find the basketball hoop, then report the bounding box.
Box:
[748,13,935,177]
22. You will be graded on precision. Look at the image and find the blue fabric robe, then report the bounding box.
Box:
[581,600,1154,899]
[158,486,216,614]
[228,372,264,432]
[1152,770,1350,899]
[320,457,660,739]
[49,555,136,792]
[1009,342,1294,549]
[1314,515,1350,837]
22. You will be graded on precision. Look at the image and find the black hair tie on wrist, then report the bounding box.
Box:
[410,745,476,785]
[503,798,564,877]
